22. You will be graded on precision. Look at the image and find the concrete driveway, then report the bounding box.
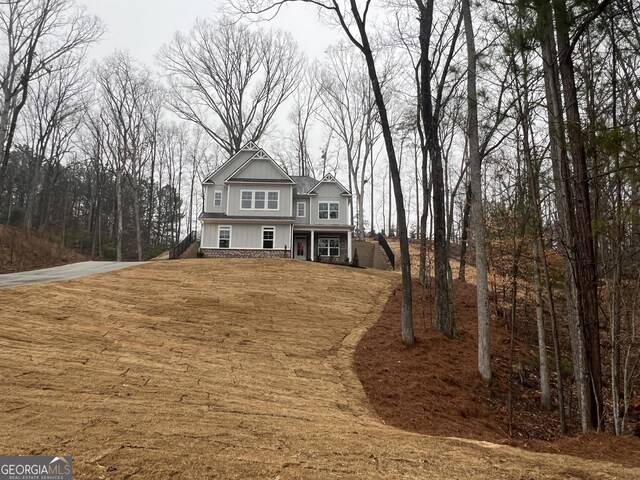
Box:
[0,261,142,288]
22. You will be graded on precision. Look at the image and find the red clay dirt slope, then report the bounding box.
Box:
[355,278,640,469]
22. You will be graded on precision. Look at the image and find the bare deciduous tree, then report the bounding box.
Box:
[21,54,89,231]
[318,45,382,239]
[158,18,304,156]
[288,61,321,177]
[462,0,491,382]
[0,0,102,205]
[96,51,155,261]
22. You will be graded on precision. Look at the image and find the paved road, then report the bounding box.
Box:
[0,261,142,288]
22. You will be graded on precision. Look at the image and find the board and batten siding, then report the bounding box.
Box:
[237,159,289,180]
[293,198,310,224]
[309,183,350,226]
[227,184,293,217]
[206,150,255,185]
[201,223,290,249]
[204,185,226,213]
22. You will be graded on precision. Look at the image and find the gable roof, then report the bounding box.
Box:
[225,148,295,184]
[202,141,260,184]
[307,173,352,196]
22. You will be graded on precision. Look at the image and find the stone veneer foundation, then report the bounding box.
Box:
[201,248,290,259]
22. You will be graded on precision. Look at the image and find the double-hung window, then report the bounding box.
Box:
[218,226,231,248]
[318,237,339,256]
[319,202,339,220]
[255,191,266,209]
[268,192,279,210]
[213,191,222,207]
[297,202,306,217]
[241,191,253,209]
[262,227,275,249]
[240,190,279,210]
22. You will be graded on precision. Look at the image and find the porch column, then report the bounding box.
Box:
[290,224,294,258]
[347,230,352,262]
[311,230,315,261]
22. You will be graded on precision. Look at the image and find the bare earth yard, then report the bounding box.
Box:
[0,259,637,479]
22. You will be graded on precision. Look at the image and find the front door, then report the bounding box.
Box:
[294,237,307,260]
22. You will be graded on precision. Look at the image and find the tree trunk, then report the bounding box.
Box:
[116,165,123,262]
[133,183,143,261]
[537,1,590,430]
[463,0,489,376]
[552,0,603,430]
[458,183,471,282]
[419,0,454,338]
[609,14,622,434]
[532,238,552,409]
[350,0,414,345]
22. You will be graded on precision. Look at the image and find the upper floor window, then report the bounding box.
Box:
[262,227,275,249]
[214,191,222,207]
[241,191,252,209]
[319,202,339,220]
[218,226,231,248]
[297,202,306,217]
[240,190,279,210]
[268,192,279,210]
[255,191,265,209]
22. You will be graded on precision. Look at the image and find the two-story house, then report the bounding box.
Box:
[199,142,353,263]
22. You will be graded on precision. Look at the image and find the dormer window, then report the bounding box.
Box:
[214,191,222,207]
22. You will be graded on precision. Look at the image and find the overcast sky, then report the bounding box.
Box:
[78,0,337,65]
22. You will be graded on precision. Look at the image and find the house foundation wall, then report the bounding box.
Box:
[201,248,290,259]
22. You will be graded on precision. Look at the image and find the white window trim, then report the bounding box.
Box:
[214,190,223,207]
[218,225,232,248]
[240,190,280,211]
[262,226,275,249]
[240,191,253,210]
[297,202,306,218]
[266,191,278,210]
[318,201,340,220]
[318,236,340,257]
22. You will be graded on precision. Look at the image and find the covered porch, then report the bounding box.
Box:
[291,227,353,264]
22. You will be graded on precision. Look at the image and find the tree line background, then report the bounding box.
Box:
[1,0,639,436]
